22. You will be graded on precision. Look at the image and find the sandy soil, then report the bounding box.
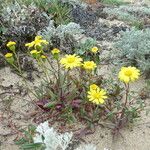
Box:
[0,1,150,150]
[0,65,150,150]
[84,79,150,150]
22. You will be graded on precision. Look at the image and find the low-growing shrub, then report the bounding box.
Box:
[1,0,72,26]
[0,0,73,54]
[113,28,150,77]
[38,21,84,53]
[103,5,150,28]
[100,0,128,6]
[0,1,50,53]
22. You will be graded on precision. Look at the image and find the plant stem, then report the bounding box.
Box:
[117,83,129,128]
[14,51,21,73]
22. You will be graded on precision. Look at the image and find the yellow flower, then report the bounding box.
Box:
[30,50,38,55]
[7,41,16,47]
[90,84,99,90]
[25,42,35,48]
[87,88,107,104]
[5,53,14,64]
[25,36,49,48]
[51,48,60,55]
[91,46,99,53]
[83,61,97,70]
[60,54,82,69]
[5,53,13,58]
[41,55,47,59]
[34,35,48,46]
[30,50,41,58]
[118,66,140,83]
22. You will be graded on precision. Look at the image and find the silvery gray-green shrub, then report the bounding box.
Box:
[38,21,84,41]
[34,121,73,150]
[103,5,150,28]
[113,28,150,77]
[33,121,110,150]
[38,20,84,53]
[1,1,50,27]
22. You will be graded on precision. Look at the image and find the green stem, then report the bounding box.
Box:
[14,51,22,73]
[118,83,130,128]
[38,59,50,83]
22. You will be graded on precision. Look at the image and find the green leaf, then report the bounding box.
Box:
[44,101,56,108]
[21,143,43,150]
[15,138,28,145]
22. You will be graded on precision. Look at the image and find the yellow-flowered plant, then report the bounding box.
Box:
[5,37,144,134]
[41,55,47,59]
[30,50,42,59]
[51,48,60,55]
[51,48,60,60]
[7,41,16,52]
[87,84,107,104]
[7,41,16,47]
[90,84,99,90]
[83,61,97,71]
[60,54,82,69]
[5,53,13,58]
[91,46,99,53]
[118,66,140,83]
[5,53,14,64]
[25,36,49,49]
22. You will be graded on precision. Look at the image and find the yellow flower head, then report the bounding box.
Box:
[25,42,35,48]
[30,50,38,55]
[90,84,99,90]
[5,53,13,58]
[51,48,60,55]
[34,35,49,46]
[118,66,140,83]
[25,36,49,48]
[7,41,16,47]
[83,61,97,70]
[60,54,82,69]
[30,50,41,59]
[91,46,99,53]
[41,55,47,59]
[87,88,107,104]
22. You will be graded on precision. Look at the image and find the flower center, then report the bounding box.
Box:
[34,39,42,46]
[67,57,75,63]
[125,70,132,76]
[86,62,92,66]
[93,92,101,99]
